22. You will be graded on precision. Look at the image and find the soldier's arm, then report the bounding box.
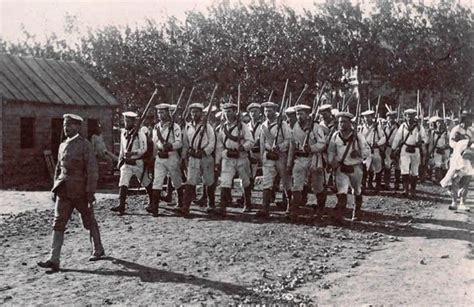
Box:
[280,122,291,151]
[241,124,254,152]
[182,125,189,159]
[134,130,147,156]
[391,126,403,150]
[359,133,371,159]
[327,134,336,163]
[310,125,326,153]
[287,137,295,168]
[171,123,183,150]
[203,124,216,156]
[260,128,266,160]
[377,125,386,146]
[215,130,224,164]
[84,140,99,194]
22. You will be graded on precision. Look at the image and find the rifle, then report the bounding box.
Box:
[196,84,218,151]
[182,86,196,122]
[303,81,327,148]
[371,95,381,153]
[272,80,289,149]
[236,83,242,147]
[118,88,159,169]
[294,84,308,105]
[267,90,274,102]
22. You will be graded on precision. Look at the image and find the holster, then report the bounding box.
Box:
[405,145,416,153]
[157,151,169,159]
[226,150,240,159]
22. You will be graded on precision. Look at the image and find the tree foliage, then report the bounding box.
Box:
[1,0,472,115]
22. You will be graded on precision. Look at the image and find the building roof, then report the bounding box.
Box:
[0,54,117,106]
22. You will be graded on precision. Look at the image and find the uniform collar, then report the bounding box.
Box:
[66,133,80,143]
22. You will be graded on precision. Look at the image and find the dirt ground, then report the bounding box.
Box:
[0,183,472,305]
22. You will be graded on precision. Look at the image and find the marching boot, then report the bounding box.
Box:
[394,169,401,190]
[206,184,216,212]
[217,188,231,217]
[334,194,347,222]
[38,230,64,272]
[177,186,184,209]
[287,191,302,219]
[179,185,195,216]
[352,194,363,221]
[410,176,417,198]
[88,220,105,261]
[384,169,391,190]
[302,184,310,206]
[111,186,128,215]
[375,172,382,193]
[145,183,153,212]
[362,168,368,189]
[162,179,174,203]
[402,175,410,196]
[367,171,375,190]
[448,189,458,210]
[315,192,327,215]
[148,189,161,217]
[242,186,253,212]
[194,186,208,207]
[256,189,272,219]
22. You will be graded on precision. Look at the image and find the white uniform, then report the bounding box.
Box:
[288,121,326,192]
[328,131,371,195]
[215,121,254,188]
[260,119,291,190]
[361,123,386,173]
[118,128,151,187]
[428,129,450,169]
[182,121,216,186]
[392,123,428,176]
[151,121,183,190]
[248,120,263,178]
[383,122,399,168]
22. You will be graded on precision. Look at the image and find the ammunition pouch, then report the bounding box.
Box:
[125,158,138,166]
[249,156,259,164]
[251,146,260,153]
[226,150,240,159]
[435,148,445,155]
[266,151,280,161]
[340,163,354,174]
[350,150,361,159]
[188,149,203,159]
[294,151,310,158]
[405,145,417,153]
[157,151,169,159]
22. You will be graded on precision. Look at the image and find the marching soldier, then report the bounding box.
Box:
[256,101,292,218]
[383,111,400,190]
[148,104,184,217]
[287,104,326,218]
[428,116,450,182]
[319,104,338,193]
[38,114,104,273]
[328,112,371,221]
[361,110,386,192]
[447,111,473,211]
[246,103,264,206]
[111,112,152,215]
[214,103,255,216]
[180,103,216,216]
[391,109,428,198]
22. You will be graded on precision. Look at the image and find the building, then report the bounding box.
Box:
[0,54,118,188]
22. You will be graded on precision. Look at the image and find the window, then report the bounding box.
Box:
[20,117,36,149]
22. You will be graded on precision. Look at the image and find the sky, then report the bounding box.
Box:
[0,0,471,43]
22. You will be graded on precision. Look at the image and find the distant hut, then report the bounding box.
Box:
[0,54,118,188]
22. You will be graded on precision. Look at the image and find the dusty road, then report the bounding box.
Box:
[0,184,472,305]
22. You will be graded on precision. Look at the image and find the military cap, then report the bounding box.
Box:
[203,105,218,113]
[294,104,311,112]
[63,113,84,124]
[215,111,223,118]
[404,109,417,115]
[331,109,339,116]
[122,111,138,118]
[429,116,442,123]
[335,112,354,119]
[361,110,375,116]
[460,110,473,118]
[221,103,238,110]
[386,110,398,117]
[261,101,279,109]
[246,103,261,111]
[155,104,171,110]
[189,103,204,110]
[285,106,296,114]
[319,104,333,112]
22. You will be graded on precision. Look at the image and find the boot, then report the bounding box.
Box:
[384,169,391,190]
[278,190,291,210]
[217,188,231,217]
[394,169,401,190]
[206,184,216,211]
[111,186,127,215]
[362,168,368,189]
[179,185,195,216]
[352,194,363,221]
[402,175,410,196]
[302,184,310,206]
[242,186,253,212]
[38,230,64,272]
[177,186,184,208]
[315,192,327,214]
[375,172,382,193]
[334,194,347,222]
[367,171,374,190]
[287,191,302,219]
[148,189,160,217]
[256,189,272,219]
[89,220,105,261]
[162,179,174,203]
[194,187,208,207]
[145,184,153,212]
[410,176,417,198]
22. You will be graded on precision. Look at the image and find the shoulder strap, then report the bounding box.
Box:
[155,124,166,144]
[223,124,239,143]
[339,132,354,165]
